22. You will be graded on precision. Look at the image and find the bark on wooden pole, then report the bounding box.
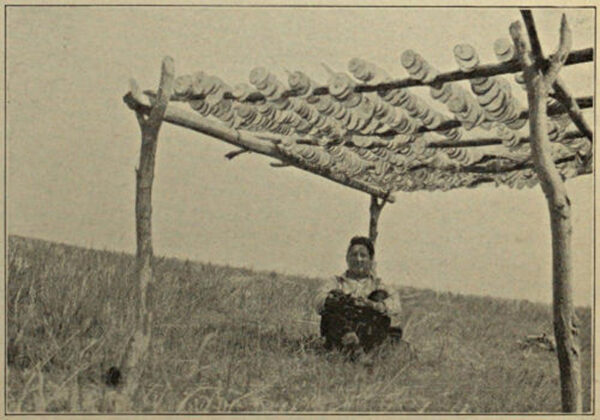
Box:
[121,57,175,408]
[510,14,582,412]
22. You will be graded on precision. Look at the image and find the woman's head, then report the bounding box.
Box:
[346,236,374,278]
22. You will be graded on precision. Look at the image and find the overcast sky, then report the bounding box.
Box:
[6,6,594,305]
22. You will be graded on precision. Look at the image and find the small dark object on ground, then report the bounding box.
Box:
[320,292,393,353]
[104,366,122,387]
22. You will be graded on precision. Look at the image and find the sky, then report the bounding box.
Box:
[6,6,595,305]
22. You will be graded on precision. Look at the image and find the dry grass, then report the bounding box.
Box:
[6,234,592,413]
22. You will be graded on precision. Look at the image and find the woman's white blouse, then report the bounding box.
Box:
[314,272,402,325]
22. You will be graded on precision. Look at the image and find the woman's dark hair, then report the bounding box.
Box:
[347,236,375,259]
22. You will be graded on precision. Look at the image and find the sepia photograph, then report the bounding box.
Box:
[4,3,595,414]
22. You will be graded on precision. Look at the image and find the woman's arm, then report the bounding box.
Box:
[375,279,402,325]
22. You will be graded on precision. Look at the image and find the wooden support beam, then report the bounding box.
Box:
[148,87,591,138]
[549,96,593,114]
[405,152,581,175]
[123,91,395,203]
[459,154,578,174]
[372,96,591,138]
[511,13,582,412]
[428,130,585,149]
[368,194,388,246]
[123,57,175,409]
[348,48,591,94]
[269,126,588,151]
[160,48,591,104]
[552,80,593,141]
[520,10,545,66]
[234,48,592,102]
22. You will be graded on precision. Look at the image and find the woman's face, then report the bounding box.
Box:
[346,244,373,277]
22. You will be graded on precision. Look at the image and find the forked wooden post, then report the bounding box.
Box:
[121,57,175,406]
[511,13,582,412]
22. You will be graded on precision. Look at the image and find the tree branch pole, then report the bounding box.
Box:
[368,194,388,246]
[167,47,591,103]
[427,130,585,149]
[511,14,581,412]
[122,57,175,408]
[551,79,593,141]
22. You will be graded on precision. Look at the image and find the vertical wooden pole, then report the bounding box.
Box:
[369,194,387,246]
[121,57,175,408]
[511,15,582,412]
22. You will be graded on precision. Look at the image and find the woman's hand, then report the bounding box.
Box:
[370,301,387,313]
[357,298,386,313]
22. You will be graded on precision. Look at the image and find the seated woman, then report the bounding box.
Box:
[314,236,402,353]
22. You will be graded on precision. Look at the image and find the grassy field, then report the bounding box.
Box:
[6,234,592,413]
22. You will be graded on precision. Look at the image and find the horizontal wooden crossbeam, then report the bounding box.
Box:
[376,96,592,137]
[407,154,579,175]
[289,128,586,150]
[325,48,592,94]
[183,47,591,103]
[130,88,589,166]
[428,130,585,149]
[123,90,395,202]
[149,91,591,140]
[460,155,577,174]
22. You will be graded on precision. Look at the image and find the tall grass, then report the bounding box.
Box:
[6,235,592,413]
